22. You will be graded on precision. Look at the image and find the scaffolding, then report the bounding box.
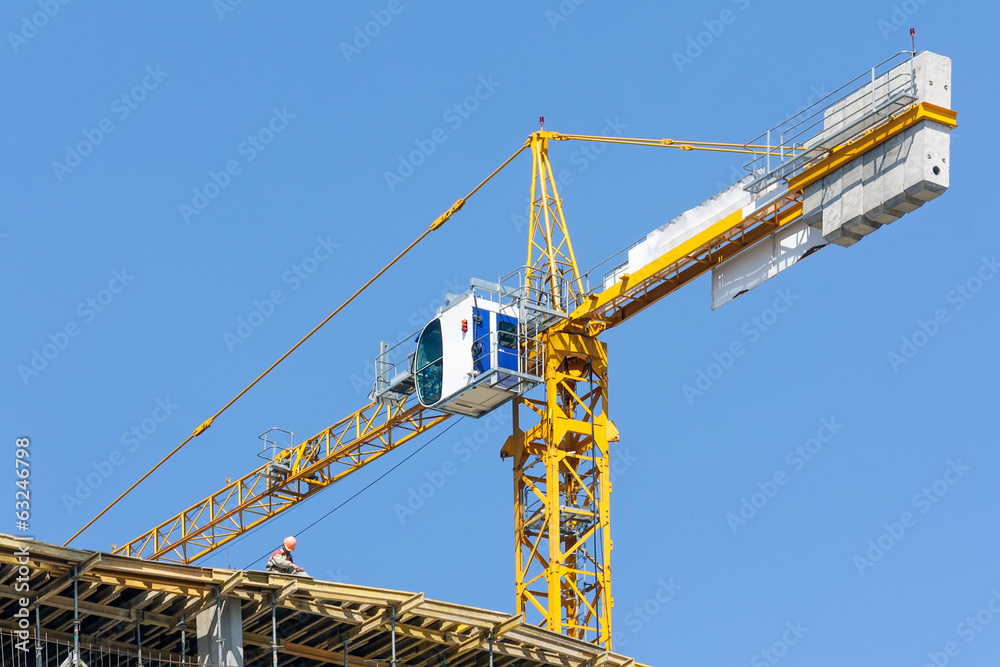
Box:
[0,628,191,667]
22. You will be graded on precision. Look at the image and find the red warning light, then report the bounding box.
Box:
[461,319,468,333]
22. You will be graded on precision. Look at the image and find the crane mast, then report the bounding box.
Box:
[507,131,614,644]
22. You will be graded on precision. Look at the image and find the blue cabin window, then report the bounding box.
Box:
[414,319,443,404]
[497,320,517,350]
[497,317,518,374]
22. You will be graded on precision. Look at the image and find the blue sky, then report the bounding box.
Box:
[3,1,998,666]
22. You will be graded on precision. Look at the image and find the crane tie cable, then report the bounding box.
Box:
[63,140,529,547]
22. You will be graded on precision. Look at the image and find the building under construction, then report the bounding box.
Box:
[0,535,640,667]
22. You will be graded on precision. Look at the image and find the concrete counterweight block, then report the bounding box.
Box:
[914,51,952,108]
[824,226,863,247]
[841,155,880,237]
[793,51,952,249]
[820,168,862,247]
[862,143,895,225]
[820,170,842,238]
[903,120,950,202]
[881,131,925,215]
[802,180,824,229]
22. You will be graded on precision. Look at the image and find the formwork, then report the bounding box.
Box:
[0,536,645,667]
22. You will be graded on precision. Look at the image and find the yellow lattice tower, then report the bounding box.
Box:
[503,130,617,648]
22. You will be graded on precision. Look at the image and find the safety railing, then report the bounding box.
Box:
[498,267,590,329]
[257,427,294,479]
[465,327,545,396]
[742,50,918,194]
[371,334,420,403]
[0,628,193,667]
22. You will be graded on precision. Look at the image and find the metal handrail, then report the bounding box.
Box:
[742,50,918,194]
[372,331,421,397]
[257,427,295,476]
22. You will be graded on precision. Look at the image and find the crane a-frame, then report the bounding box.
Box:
[76,49,956,651]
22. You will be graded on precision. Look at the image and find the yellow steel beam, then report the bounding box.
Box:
[787,102,957,193]
[115,397,449,563]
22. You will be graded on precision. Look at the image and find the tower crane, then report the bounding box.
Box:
[70,49,956,651]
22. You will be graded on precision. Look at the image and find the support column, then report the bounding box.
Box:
[389,607,397,667]
[270,598,279,667]
[72,567,80,667]
[197,597,243,667]
[179,615,188,667]
[35,608,43,667]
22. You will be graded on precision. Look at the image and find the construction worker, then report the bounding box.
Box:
[266,536,307,576]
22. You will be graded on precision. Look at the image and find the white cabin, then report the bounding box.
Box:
[412,293,525,418]
[371,279,546,419]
